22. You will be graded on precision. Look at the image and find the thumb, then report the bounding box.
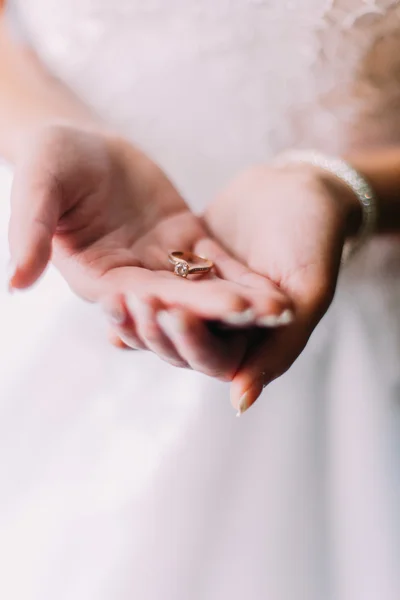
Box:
[8,165,61,291]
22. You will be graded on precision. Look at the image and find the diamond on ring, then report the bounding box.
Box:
[174,262,190,278]
[168,251,214,279]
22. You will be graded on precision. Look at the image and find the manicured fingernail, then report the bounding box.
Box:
[224,308,255,326]
[104,305,126,326]
[118,333,139,350]
[7,260,16,293]
[235,378,266,417]
[236,392,252,417]
[157,310,186,336]
[257,309,294,328]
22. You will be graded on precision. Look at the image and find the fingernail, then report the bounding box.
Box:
[235,378,266,417]
[224,308,255,326]
[7,259,16,293]
[104,305,126,326]
[236,392,252,417]
[257,309,294,328]
[157,310,186,336]
[118,333,139,350]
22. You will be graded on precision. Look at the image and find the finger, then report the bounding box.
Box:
[126,295,188,368]
[9,164,61,290]
[156,309,247,381]
[231,256,338,416]
[103,267,255,325]
[107,329,131,349]
[231,316,315,416]
[102,294,146,350]
[195,238,294,326]
[281,261,336,327]
[195,238,272,291]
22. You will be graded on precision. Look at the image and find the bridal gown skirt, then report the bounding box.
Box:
[0,161,400,600]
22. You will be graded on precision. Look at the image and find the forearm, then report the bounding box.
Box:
[0,17,102,163]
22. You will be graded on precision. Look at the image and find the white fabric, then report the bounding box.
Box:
[1,2,400,599]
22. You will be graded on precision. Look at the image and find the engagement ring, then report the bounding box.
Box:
[168,251,214,278]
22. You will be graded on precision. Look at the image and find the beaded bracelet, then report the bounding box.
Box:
[274,150,378,262]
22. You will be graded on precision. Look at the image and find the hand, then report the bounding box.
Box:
[203,162,359,413]
[8,125,293,378]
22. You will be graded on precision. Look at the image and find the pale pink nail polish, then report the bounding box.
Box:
[235,379,265,416]
[257,309,294,328]
[118,333,139,350]
[224,308,255,326]
[236,392,251,417]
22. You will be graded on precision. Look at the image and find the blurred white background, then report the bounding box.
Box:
[0,163,74,397]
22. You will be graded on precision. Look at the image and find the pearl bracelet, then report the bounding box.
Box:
[273,150,378,262]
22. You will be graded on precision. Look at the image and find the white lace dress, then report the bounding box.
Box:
[0,1,400,599]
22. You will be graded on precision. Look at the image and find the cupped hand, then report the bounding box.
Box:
[8,125,293,380]
[203,162,359,413]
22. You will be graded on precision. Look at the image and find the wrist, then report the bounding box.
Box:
[316,167,364,238]
[11,119,118,163]
[273,150,378,261]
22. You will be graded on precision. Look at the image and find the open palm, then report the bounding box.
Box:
[204,163,353,412]
[9,126,292,379]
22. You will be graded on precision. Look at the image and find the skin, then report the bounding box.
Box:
[1,7,400,414]
[9,125,295,378]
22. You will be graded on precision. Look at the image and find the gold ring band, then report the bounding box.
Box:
[168,251,214,278]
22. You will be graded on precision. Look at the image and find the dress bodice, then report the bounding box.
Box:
[11,0,400,207]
